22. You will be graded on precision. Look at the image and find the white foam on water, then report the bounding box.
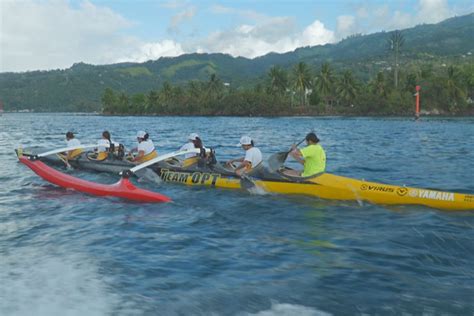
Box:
[247,185,269,196]
[245,303,332,316]
[0,249,119,316]
[137,169,163,184]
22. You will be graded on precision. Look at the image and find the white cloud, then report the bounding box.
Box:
[0,0,188,72]
[356,7,369,19]
[116,40,185,63]
[336,15,356,38]
[168,6,197,33]
[300,20,336,46]
[161,0,187,9]
[417,0,451,23]
[0,0,135,72]
[209,4,266,20]
[349,0,464,35]
[197,18,334,58]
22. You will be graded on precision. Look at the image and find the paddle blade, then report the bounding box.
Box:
[18,156,170,203]
[240,175,256,190]
[267,151,289,172]
[239,175,267,195]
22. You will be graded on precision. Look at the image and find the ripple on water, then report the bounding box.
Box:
[1,114,474,315]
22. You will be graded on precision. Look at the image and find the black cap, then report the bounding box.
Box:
[305,132,320,143]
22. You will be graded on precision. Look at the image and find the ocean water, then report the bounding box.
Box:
[1,113,473,316]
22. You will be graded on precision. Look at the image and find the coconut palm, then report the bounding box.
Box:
[336,70,359,106]
[187,80,203,99]
[146,90,159,113]
[207,73,223,100]
[101,88,117,114]
[370,72,388,97]
[315,62,335,105]
[160,81,173,101]
[446,66,466,101]
[268,66,288,96]
[388,30,404,88]
[292,62,312,107]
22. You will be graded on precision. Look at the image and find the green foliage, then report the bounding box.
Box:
[267,66,288,96]
[117,67,152,77]
[292,62,312,107]
[162,60,216,78]
[315,63,336,105]
[336,70,360,106]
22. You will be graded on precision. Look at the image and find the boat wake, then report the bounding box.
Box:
[247,184,269,196]
[136,169,162,184]
[245,302,331,315]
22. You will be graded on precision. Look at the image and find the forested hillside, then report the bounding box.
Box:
[0,13,473,114]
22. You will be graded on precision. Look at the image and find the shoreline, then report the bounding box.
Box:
[3,111,474,117]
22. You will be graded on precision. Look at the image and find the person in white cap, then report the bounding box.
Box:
[129,131,157,163]
[226,136,262,176]
[180,133,201,159]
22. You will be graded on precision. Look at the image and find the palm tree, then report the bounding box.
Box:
[187,80,203,99]
[268,66,288,96]
[336,70,359,106]
[160,81,173,100]
[446,66,466,102]
[159,81,174,113]
[207,73,223,100]
[370,72,388,97]
[101,88,117,114]
[388,30,404,89]
[315,62,335,106]
[146,90,159,113]
[292,62,312,107]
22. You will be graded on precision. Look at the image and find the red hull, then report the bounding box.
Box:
[19,156,171,203]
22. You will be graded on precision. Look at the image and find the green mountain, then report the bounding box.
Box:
[1,13,473,112]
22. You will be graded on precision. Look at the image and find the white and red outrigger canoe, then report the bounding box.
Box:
[18,156,171,203]
[17,148,207,203]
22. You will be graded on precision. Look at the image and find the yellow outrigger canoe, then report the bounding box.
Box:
[158,164,474,211]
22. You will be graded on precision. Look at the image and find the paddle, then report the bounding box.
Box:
[37,143,110,168]
[121,148,210,177]
[267,137,307,172]
[56,152,73,169]
[36,144,107,158]
[240,174,258,190]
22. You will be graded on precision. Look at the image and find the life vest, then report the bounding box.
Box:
[136,150,158,163]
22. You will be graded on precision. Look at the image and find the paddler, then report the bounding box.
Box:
[226,136,262,176]
[179,133,207,167]
[285,132,326,177]
[180,133,203,158]
[59,131,83,163]
[89,130,114,161]
[129,131,158,163]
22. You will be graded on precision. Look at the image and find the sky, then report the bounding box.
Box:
[0,0,473,72]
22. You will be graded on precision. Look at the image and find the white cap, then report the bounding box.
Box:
[188,133,199,141]
[237,135,252,146]
[136,131,147,138]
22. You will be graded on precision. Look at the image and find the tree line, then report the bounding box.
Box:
[101,60,473,116]
[101,31,473,116]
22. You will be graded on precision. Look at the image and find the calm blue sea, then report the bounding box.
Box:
[1,113,474,315]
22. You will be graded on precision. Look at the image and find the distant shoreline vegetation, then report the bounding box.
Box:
[1,14,473,116]
[101,60,474,117]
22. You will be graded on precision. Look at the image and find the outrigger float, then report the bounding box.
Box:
[16,146,474,210]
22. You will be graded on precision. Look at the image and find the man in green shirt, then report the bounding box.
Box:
[285,132,326,177]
